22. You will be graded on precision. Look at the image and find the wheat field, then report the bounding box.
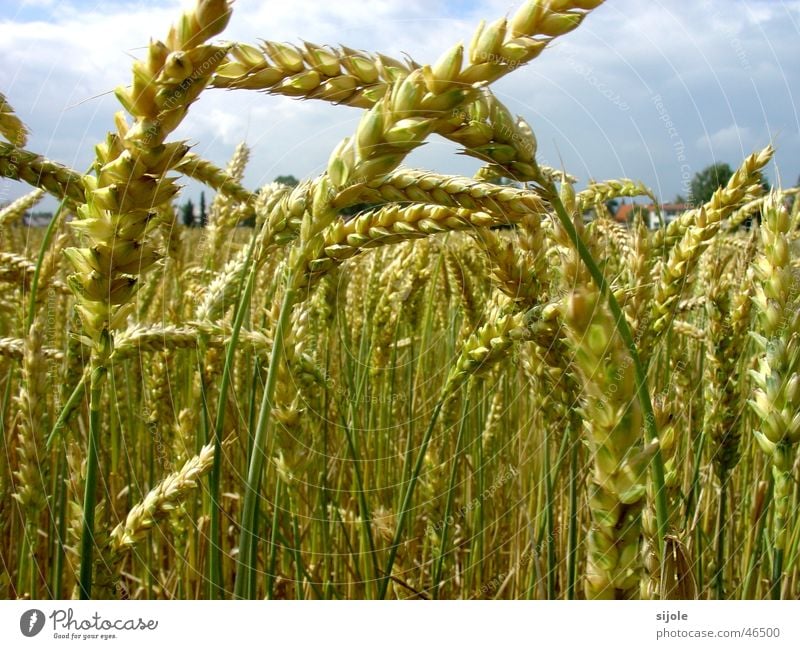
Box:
[0,0,798,601]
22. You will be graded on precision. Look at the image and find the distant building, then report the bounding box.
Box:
[613,202,691,229]
[647,203,691,229]
[614,203,635,223]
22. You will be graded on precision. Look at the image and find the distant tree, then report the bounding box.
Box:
[746,173,772,228]
[199,191,207,227]
[239,188,257,228]
[180,198,195,227]
[690,163,733,205]
[239,176,300,226]
[275,174,299,187]
[605,198,619,216]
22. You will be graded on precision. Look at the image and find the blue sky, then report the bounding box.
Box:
[1,0,798,210]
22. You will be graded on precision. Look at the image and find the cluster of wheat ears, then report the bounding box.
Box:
[0,0,797,600]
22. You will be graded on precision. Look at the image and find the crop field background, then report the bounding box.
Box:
[0,0,799,602]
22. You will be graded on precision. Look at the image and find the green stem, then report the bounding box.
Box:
[320,349,333,599]
[695,515,704,599]
[78,364,105,599]
[379,399,444,599]
[208,234,259,599]
[772,549,784,600]
[50,448,67,598]
[334,402,379,597]
[566,421,579,600]
[288,490,304,600]
[16,519,33,598]
[432,392,469,599]
[247,468,263,598]
[266,478,282,599]
[474,395,485,593]
[714,475,728,599]
[46,371,88,449]
[234,280,296,599]
[743,479,772,598]
[685,431,706,531]
[543,420,556,600]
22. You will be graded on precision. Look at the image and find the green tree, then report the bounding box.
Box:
[690,163,770,205]
[275,174,299,187]
[690,163,734,205]
[199,191,207,227]
[180,198,195,227]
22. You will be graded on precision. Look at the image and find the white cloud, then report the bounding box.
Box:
[696,124,753,152]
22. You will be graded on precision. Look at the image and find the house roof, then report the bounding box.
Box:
[614,203,634,223]
[614,203,692,221]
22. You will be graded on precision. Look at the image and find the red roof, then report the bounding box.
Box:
[614,204,634,223]
[613,202,692,223]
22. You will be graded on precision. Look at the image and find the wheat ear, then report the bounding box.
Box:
[748,194,800,598]
[0,92,28,146]
[564,287,653,599]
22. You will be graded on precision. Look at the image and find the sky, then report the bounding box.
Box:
[1,0,799,211]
